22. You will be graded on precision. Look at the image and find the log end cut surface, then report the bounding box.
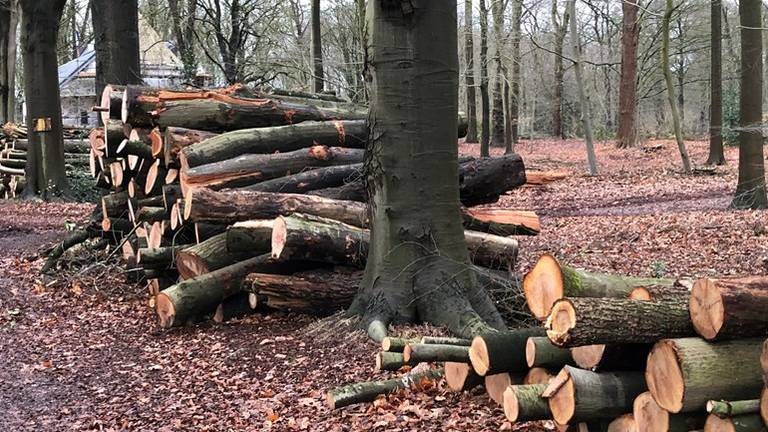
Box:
[761,387,768,426]
[485,373,512,405]
[503,386,522,422]
[469,336,491,376]
[608,414,638,432]
[645,340,685,413]
[525,337,537,368]
[155,293,176,328]
[633,391,668,432]
[704,414,736,432]
[548,370,575,425]
[271,216,288,259]
[690,278,725,340]
[523,254,564,320]
[524,367,553,385]
[545,299,577,346]
[571,344,606,369]
[445,362,473,391]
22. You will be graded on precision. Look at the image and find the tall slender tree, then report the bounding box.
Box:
[19,0,69,199]
[617,0,639,148]
[310,0,324,93]
[568,0,597,175]
[479,0,491,157]
[551,0,569,139]
[168,0,198,81]
[491,0,506,146]
[92,0,142,101]
[464,0,478,143]
[0,0,19,124]
[707,0,725,165]
[350,1,504,341]
[662,0,692,174]
[508,0,523,147]
[732,0,767,209]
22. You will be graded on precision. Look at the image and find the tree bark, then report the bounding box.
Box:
[545,297,694,346]
[459,153,526,206]
[310,0,324,93]
[552,0,570,139]
[568,0,598,176]
[707,0,725,165]
[479,0,491,156]
[570,343,651,371]
[546,366,646,424]
[245,164,362,194]
[137,245,188,270]
[525,336,574,368]
[461,208,539,236]
[270,213,368,267]
[402,343,470,364]
[445,361,483,392]
[732,0,767,209]
[662,0,692,174]
[468,328,546,376]
[490,0,506,147]
[509,0,522,146]
[326,367,443,409]
[0,0,18,124]
[163,127,218,167]
[503,383,550,423]
[183,187,368,228]
[244,270,359,315]
[633,391,706,432]
[617,0,638,148]
[19,0,70,199]
[689,276,768,341]
[91,0,142,102]
[464,0,478,143]
[182,120,367,169]
[707,399,761,418]
[349,1,504,340]
[176,233,260,279]
[306,180,366,202]
[646,337,764,413]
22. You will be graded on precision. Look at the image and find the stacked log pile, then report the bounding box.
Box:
[0,123,90,197]
[82,83,538,330]
[327,253,768,432]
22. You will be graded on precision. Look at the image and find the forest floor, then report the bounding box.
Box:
[0,138,765,431]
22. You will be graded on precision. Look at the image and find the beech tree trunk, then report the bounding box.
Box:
[552,0,570,139]
[310,0,324,93]
[661,0,692,174]
[509,0,522,147]
[0,0,18,124]
[568,0,598,176]
[732,0,767,209]
[503,383,551,423]
[490,0,505,147]
[479,0,491,157]
[464,0,478,143]
[91,0,142,103]
[617,0,638,148]
[19,0,70,199]
[689,276,768,341]
[708,0,725,165]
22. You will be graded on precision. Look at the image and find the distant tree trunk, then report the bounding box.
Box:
[491,0,506,147]
[732,0,767,209]
[504,76,513,152]
[464,0,478,143]
[568,0,598,176]
[351,1,504,341]
[168,0,198,81]
[708,0,725,165]
[19,0,70,199]
[662,0,692,174]
[617,0,639,148]
[310,0,324,93]
[92,0,142,102]
[509,0,522,146]
[552,0,569,139]
[479,0,491,157]
[0,0,19,124]
[676,18,685,128]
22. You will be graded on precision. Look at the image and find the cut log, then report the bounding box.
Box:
[463,230,519,270]
[524,367,554,385]
[164,127,219,166]
[326,366,443,409]
[245,163,363,194]
[571,344,650,371]
[486,373,523,405]
[703,414,767,432]
[183,187,369,228]
[468,328,546,376]
[137,245,188,270]
[707,400,761,418]
[162,184,182,211]
[134,206,168,224]
[525,170,569,185]
[503,383,550,423]
[176,233,259,279]
[545,297,694,346]
[761,387,768,426]
[307,180,366,202]
[155,254,308,327]
[646,337,763,413]
[102,191,130,219]
[181,120,368,167]
[242,269,360,315]
[607,415,637,432]
[212,292,256,323]
[459,154,527,206]
[225,220,274,254]
[375,352,410,371]
[402,344,470,364]
[381,337,420,353]
[444,362,483,392]
[180,145,365,191]
[689,276,768,341]
[523,254,675,320]
[628,284,691,301]
[14,138,92,154]
[546,366,647,424]
[101,218,133,235]
[124,86,367,131]
[420,336,471,346]
[145,159,167,196]
[633,391,706,432]
[114,139,153,159]
[270,213,368,267]
[526,336,575,368]
[99,84,125,125]
[461,207,541,236]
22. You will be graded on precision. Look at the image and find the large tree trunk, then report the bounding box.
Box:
[646,337,763,413]
[350,1,505,341]
[490,0,506,147]
[689,276,768,341]
[661,0,692,174]
[732,0,767,209]
[19,0,70,199]
[707,0,725,165]
[567,0,598,176]
[479,0,491,157]
[464,0,478,143]
[552,0,570,139]
[168,0,197,81]
[91,0,142,105]
[0,0,18,124]
[617,0,638,148]
[310,0,324,93]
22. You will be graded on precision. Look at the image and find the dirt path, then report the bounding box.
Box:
[0,140,765,431]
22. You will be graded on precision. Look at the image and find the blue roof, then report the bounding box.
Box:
[58,44,95,86]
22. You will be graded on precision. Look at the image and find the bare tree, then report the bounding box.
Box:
[168,0,198,81]
[661,0,692,173]
[479,0,491,157]
[568,0,597,176]
[707,0,725,165]
[508,0,523,148]
[491,0,506,146]
[0,0,19,124]
[310,0,324,92]
[617,0,639,148]
[551,0,569,139]
[464,0,478,143]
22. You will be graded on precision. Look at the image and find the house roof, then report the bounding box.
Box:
[58,44,96,87]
